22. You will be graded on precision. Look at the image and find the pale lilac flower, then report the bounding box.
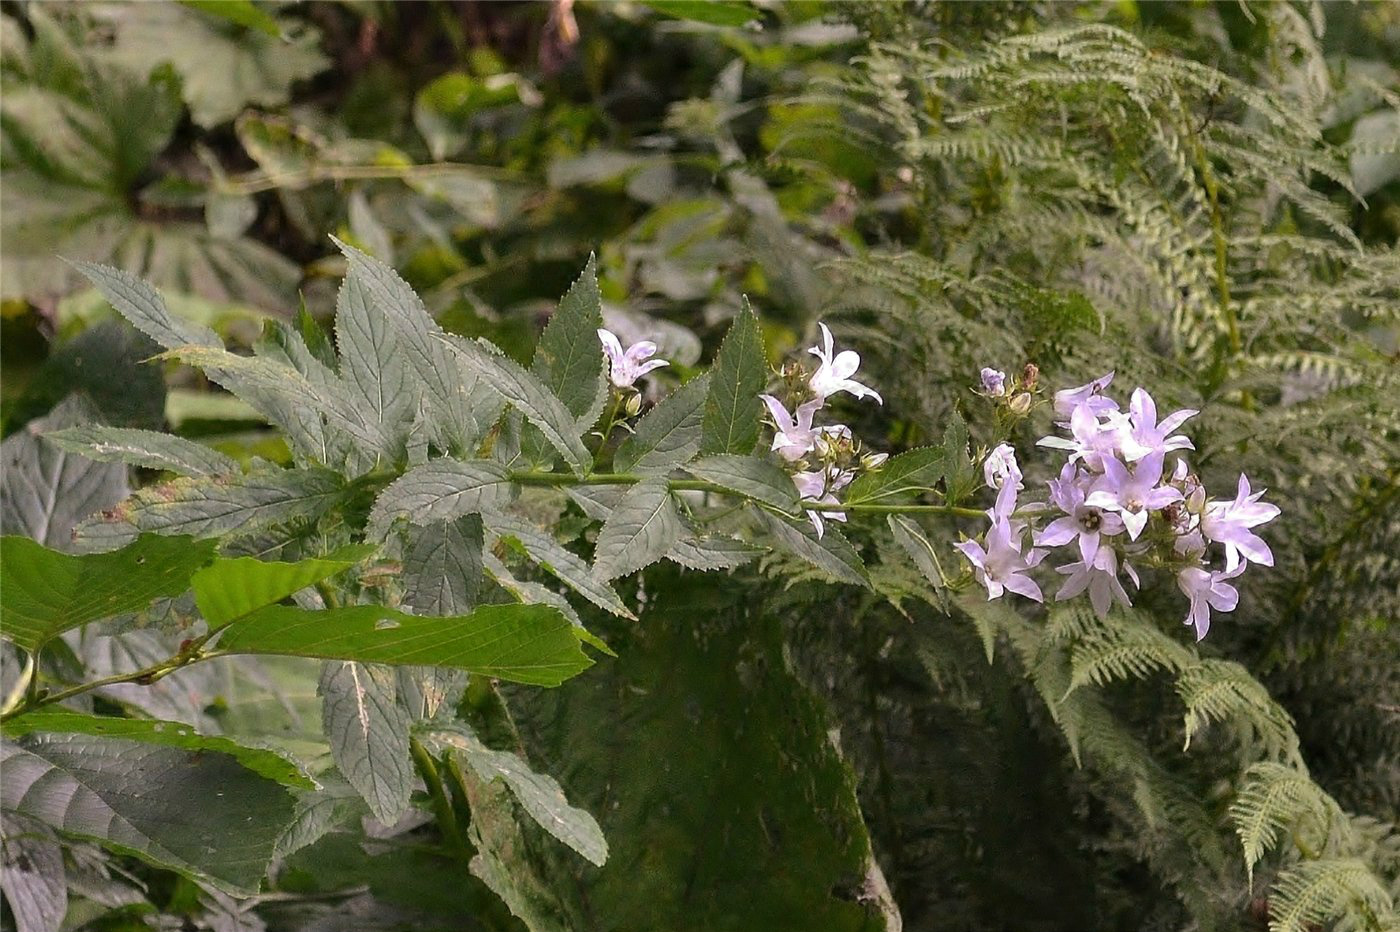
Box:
[1200,474,1280,572]
[1176,563,1245,640]
[1054,546,1133,619]
[1035,462,1124,563]
[983,442,1023,491]
[598,328,668,388]
[980,367,1007,397]
[793,467,853,539]
[1119,388,1197,462]
[1053,372,1118,421]
[1037,404,1125,471]
[1085,451,1183,540]
[760,395,824,462]
[955,518,1046,602]
[808,323,882,404]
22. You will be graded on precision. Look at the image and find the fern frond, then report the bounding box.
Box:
[1269,858,1392,932]
[1176,659,1300,763]
[1231,762,1342,883]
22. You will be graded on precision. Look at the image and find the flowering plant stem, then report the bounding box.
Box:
[507,470,985,518]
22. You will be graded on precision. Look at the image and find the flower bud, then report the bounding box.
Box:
[861,452,889,471]
[979,367,1007,397]
[623,392,643,417]
[1008,392,1033,415]
[1021,363,1039,391]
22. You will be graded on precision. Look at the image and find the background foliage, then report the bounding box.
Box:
[1,1,1397,931]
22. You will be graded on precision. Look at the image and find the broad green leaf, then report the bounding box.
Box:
[700,299,766,456]
[179,0,282,37]
[592,479,683,581]
[422,723,607,867]
[334,238,499,454]
[335,270,417,462]
[665,528,760,571]
[532,255,606,422]
[1,399,129,550]
[98,3,328,127]
[318,662,412,825]
[686,454,800,512]
[73,467,346,551]
[485,513,635,620]
[367,460,517,539]
[437,334,591,476]
[191,544,375,626]
[216,603,594,687]
[1,732,295,894]
[0,812,65,932]
[844,447,945,505]
[755,509,868,587]
[887,515,949,592]
[44,425,239,478]
[0,534,218,650]
[1,710,314,790]
[941,413,976,507]
[635,0,759,26]
[483,554,621,660]
[613,373,710,475]
[402,516,484,616]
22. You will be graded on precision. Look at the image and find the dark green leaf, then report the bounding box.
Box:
[941,412,976,507]
[754,509,868,587]
[533,255,606,422]
[592,479,683,580]
[844,447,945,505]
[686,454,800,512]
[191,544,375,626]
[635,0,759,27]
[701,299,766,456]
[484,513,635,620]
[614,373,710,475]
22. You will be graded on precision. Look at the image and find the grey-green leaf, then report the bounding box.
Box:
[484,513,635,620]
[44,426,239,478]
[941,413,976,507]
[533,255,605,421]
[700,299,766,456]
[367,460,516,539]
[1,733,295,894]
[318,661,413,825]
[613,373,710,475]
[335,270,417,462]
[399,516,483,719]
[71,261,220,350]
[0,813,66,932]
[888,515,949,591]
[755,508,868,587]
[0,534,218,650]
[686,454,799,512]
[437,334,591,476]
[592,479,683,580]
[665,528,760,571]
[422,723,607,866]
[72,468,346,551]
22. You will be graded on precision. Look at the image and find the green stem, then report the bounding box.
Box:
[409,737,472,862]
[510,471,985,518]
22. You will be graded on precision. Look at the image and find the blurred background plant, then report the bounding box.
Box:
[1,1,1397,930]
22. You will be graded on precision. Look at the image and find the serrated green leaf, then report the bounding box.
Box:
[665,527,760,571]
[941,412,976,507]
[700,300,766,456]
[614,373,710,475]
[437,334,591,476]
[367,460,517,539]
[318,661,412,825]
[72,467,346,551]
[845,447,945,505]
[533,255,605,422]
[686,454,800,512]
[1,732,295,894]
[70,261,220,351]
[592,479,683,580]
[1,710,314,790]
[754,508,868,587]
[399,517,482,719]
[44,426,239,478]
[422,723,607,867]
[0,534,218,650]
[335,270,417,463]
[483,513,635,620]
[333,238,499,454]
[216,602,594,687]
[887,515,950,596]
[191,544,375,626]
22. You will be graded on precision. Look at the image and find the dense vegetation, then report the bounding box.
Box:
[1,2,1397,931]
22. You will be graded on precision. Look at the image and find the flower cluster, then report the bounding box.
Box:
[761,324,885,538]
[957,371,1279,640]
